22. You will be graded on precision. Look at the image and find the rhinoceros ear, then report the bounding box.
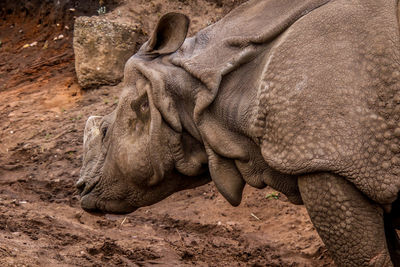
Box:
[145,12,189,55]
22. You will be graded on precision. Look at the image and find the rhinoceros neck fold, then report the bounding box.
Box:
[171,0,332,125]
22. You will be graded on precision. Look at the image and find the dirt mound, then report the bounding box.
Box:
[0,0,335,266]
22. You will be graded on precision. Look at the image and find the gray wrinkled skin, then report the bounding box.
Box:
[78,0,400,266]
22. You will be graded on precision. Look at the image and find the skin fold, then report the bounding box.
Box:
[77,0,400,266]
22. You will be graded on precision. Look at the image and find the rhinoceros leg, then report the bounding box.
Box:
[298,173,393,267]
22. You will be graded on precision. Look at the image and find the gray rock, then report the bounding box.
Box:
[73,16,139,89]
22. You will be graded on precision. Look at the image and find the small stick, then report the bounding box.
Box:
[251,213,261,221]
[120,216,127,227]
[176,229,185,247]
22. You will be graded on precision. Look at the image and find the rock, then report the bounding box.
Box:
[54,34,64,41]
[42,40,48,49]
[73,16,139,89]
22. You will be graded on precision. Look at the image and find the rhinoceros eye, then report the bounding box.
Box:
[140,99,149,113]
[131,93,150,117]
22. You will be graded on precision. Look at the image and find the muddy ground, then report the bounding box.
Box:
[0,1,334,266]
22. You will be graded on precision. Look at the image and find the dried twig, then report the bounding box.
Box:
[120,216,127,227]
[251,212,261,221]
[176,229,185,247]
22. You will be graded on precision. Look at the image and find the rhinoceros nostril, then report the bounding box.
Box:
[76,177,100,196]
[76,179,86,194]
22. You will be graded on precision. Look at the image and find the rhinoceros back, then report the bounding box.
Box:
[252,0,400,204]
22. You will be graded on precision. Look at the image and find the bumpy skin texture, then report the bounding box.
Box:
[252,0,400,205]
[78,0,400,266]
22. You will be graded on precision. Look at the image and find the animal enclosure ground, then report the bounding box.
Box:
[0,0,335,266]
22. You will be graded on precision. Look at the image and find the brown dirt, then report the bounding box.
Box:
[0,1,334,266]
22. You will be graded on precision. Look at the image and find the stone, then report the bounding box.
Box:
[73,16,139,89]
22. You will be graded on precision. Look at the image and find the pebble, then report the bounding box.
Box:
[53,34,64,41]
[42,40,48,49]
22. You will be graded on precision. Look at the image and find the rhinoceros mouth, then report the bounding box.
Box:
[77,176,137,214]
[80,192,138,215]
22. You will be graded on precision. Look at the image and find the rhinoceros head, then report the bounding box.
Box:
[77,13,211,214]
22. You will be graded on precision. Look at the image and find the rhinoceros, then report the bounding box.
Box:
[77,0,400,265]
